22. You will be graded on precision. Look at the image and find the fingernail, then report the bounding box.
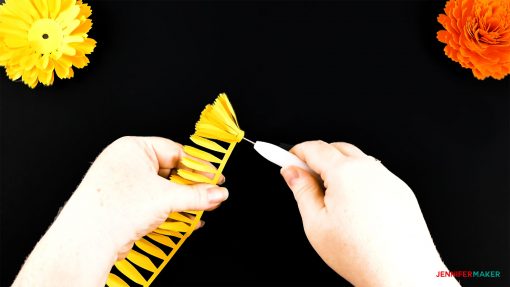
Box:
[200,220,205,228]
[218,175,226,185]
[281,167,300,188]
[207,187,229,203]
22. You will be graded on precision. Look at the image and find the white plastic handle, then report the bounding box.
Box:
[253,141,319,178]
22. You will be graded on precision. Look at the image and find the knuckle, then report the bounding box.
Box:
[332,141,366,156]
[293,184,312,203]
[292,140,325,153]
[116,136,136,143]
[290,142,305,153]
[113,136,142,149]
[332,141,352,148]
[312,139,328,146]
[193,185,207,207]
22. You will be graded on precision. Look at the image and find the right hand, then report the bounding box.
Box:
[280,141,460,287]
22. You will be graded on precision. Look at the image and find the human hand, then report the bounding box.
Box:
[75,136,228,259]
[280,141,460,287]
[13,136,228,287]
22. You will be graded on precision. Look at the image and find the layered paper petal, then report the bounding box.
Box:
[0,0,96,88]
[437,0,510,80]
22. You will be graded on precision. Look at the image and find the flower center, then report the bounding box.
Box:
[28,19,63,55]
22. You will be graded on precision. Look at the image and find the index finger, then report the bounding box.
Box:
[142,136,184,170]
[290,140,344,179]
[146,137,226,184]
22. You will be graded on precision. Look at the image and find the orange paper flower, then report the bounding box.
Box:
[437,0,510,80]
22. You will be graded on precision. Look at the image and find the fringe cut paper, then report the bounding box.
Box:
[106,93,243,287]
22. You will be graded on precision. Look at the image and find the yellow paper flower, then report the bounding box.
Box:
[0,0,96,88]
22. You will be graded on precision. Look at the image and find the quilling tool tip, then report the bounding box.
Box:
[243,137,255,145]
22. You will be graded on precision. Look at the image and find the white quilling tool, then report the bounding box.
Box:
[243,137,320,179]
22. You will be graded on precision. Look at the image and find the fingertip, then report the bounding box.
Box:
[207,186,229,204]
[160,181,226,212]
[193,220,206,231]
[218,174,226,185]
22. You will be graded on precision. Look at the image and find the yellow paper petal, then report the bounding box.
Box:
[169,174,196,185]
[47,70,55,85]
[48,0,61,19]
[0,16,30,31]
[37,68,53,86]
[77,2,92,19]
[6,67,22,80]
[63,33,83,44]
[147,233,177,249]
[105,273,129,287]
[22,68,38,88]
[4,0,35,24]
[72,37,95,54]
[59,0,75,15]
[32,0,49,19]
[62,19,81,35]
[190,135,227,153]
[67,66,74,78]
[168,212,194,224]
[136,238,169,258]
[61,45,76,56]
[126,250,157,272]
[54,59,70,78]
[159,221,191,233]
[0,25,28,40]
[176,169,212,183]
[61,53,88,68]
[19,53,37,70]
[114,260,146,285]
[218,93,239,125]
[153,228,184,238]
[183,145,222,163]
[71,18,92,35]
[3,35,28,48]
[181,156,217,174]
[36,53,50,70]
[56,5,79,26]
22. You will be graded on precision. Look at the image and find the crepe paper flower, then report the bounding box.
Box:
[0,0,96,88]
[437,0,510,80]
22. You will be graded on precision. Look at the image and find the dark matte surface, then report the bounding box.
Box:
[1,1,509,286]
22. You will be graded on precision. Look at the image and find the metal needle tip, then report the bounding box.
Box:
[243,137,255,145]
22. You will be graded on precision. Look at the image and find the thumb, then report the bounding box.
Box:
[281,166,324,219]
[157,179,229,212]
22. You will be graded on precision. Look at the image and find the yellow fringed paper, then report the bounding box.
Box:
[106,93,243,287]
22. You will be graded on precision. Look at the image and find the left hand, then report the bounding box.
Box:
[13,136,228,287]
[74,136,229,259]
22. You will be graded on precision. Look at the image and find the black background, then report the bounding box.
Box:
[1,1,509,286]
